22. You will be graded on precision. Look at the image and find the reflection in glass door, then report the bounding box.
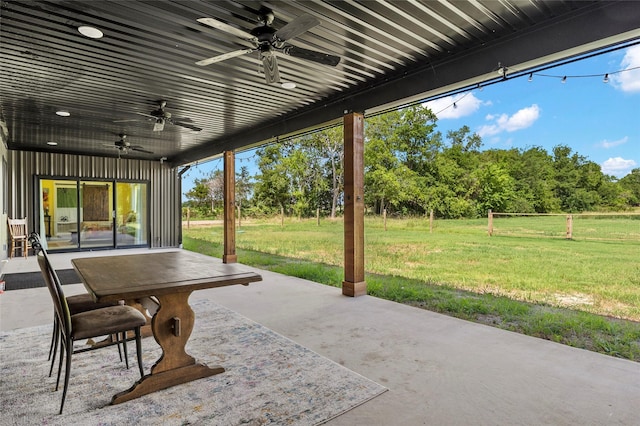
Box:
[80,181,114,249]
[116,182,148,246]
[39,179,79,250]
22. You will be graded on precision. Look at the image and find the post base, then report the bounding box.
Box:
[342,281,367,297]
[223,254,237,263]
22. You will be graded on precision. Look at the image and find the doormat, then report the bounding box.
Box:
[0,299,387,425]
[0,269,81,291]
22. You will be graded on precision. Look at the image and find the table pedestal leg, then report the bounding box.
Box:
[110,292,224,404]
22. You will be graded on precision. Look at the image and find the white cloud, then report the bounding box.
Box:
[423,92,483,119]
[601,157,637,177]
[611,45,640,93]
[598,136,628,149]
[477,104,540,137]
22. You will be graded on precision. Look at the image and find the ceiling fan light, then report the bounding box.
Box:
[78,25,103,39]
[281,81,296,89]
[47,141,58,146]
[56,110,70,117]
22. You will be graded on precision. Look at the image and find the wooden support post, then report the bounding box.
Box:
[488,209,493,237]
[566,214,573,240]
[237,205,241,228]
[186,207,190,230]
[317,208,320,226]
[223,151,237,263]
[342,112,366,297]
[281,206,284,227]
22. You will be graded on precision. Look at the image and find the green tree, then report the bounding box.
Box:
[184,178,211,209]
[305,126,344,218]
[365,105,441,215]
[619,168,640,206]
[253,144,291,214]
[236,165,253,219]
[476,163,515,214]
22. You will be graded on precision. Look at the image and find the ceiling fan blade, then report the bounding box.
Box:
[261,52,281,84]
[172,121,203,132]
[281,46,341,66]
[196,49,254,66]
[136,112,157,119]
[113,119,140,123]
[131,146,154,154]
[197,17,258,42]
[275,14,320,42]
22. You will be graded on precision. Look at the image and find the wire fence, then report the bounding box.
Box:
[487,211,640,242]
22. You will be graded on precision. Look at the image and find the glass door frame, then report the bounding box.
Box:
[36,176,150,252]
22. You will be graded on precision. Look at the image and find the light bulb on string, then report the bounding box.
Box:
[561,76,567,83]
[603,73,609,83]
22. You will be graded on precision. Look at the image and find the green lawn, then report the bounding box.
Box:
[183,216,640,360]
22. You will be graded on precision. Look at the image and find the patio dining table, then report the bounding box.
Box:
[71,250,262,404]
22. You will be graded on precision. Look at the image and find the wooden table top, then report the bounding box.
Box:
[71,250,262,302]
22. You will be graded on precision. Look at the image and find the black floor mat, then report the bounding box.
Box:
[1,269,81,291]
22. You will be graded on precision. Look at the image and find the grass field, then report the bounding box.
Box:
[183,216,640,360]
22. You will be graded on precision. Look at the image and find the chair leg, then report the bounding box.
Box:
[116,333,123,362]
[48,316,58,361]
[49,327,60,377]
[55,339,65,391]
[59,340,72,414]
[135,327,144,378]
[121,332,130,369]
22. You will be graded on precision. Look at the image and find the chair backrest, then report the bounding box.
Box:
[8,217,28,238]
[33,236,72,341]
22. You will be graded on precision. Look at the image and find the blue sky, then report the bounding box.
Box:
[424,43,640,179]
[182,44,640,198]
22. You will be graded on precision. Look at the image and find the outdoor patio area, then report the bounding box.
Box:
[1,248,638,425]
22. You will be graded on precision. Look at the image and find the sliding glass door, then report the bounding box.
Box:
[79,181,114,249]
[38,178,148,251]
[115,182,148,246]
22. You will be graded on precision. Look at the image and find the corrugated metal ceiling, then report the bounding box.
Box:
[1,1,639,166]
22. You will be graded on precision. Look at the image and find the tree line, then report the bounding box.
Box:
[184,105,640,219]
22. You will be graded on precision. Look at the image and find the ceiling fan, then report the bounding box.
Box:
[135,100,203,132]
[195,9,341,84]
[106,134,153,156]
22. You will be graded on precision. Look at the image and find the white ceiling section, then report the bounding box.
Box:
[1,1,639,166]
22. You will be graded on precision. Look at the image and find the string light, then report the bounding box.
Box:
[527,66,638,83]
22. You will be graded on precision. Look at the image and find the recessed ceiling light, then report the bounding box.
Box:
[56,110,70,117]
[47,141,58,146]
[78,25,103,39]
[281,82,296,89]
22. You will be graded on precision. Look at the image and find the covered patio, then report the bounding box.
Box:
[2,2,639,423]
[1,248,638,424]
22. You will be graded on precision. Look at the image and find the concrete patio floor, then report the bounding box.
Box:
[1,248,638,425]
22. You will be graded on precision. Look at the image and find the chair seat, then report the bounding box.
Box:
[67,293,117,315]
[72,306,146,340]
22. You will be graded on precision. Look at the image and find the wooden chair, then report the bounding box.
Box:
[35,245,146,414]
[8,217,28,258]
[28,233,121,377]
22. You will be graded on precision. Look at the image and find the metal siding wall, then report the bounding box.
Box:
[7,150,179,248]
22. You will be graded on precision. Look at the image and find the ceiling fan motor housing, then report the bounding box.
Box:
[251,25,277,45]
